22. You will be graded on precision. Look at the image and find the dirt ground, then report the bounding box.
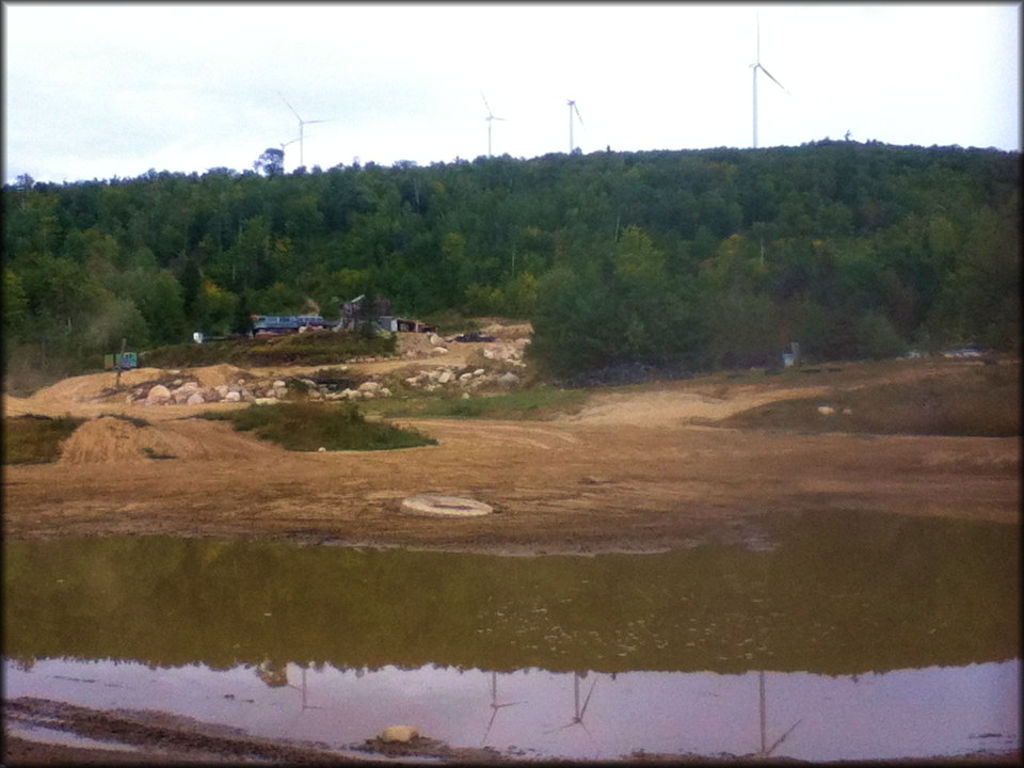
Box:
[3,334,1020,763]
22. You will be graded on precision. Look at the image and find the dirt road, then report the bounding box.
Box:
[4,355,1018,552]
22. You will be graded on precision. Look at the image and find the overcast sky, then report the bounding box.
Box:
[3,2,1020,185]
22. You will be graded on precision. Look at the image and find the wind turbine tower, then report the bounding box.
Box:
[750,14,789,149]
[481,92,506,157]
[567,99,584,153]
[279,94,328,168]
[278,136,299,158]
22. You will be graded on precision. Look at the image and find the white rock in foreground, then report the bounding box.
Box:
[400,495,493,518]
[379,725,420,743]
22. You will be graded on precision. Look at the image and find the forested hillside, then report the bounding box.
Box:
[3,140,1019,384]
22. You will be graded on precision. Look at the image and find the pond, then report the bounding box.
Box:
[3,510,1019,761]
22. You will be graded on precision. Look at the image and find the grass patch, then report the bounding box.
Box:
[141,330,397,369]
[202,401,436,451]
[105,413,152,428]
[364,387,590,421]
[721,363,1021,437]
[418,309,478,335]
[3,415,86,464]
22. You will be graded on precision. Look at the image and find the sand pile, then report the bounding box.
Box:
[192,364,251,389]
[58,415,276,465]
[60,416,177,465]
[3,394,32,417]
[20,368,167,411]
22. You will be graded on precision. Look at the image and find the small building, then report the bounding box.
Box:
[251,314,329,337]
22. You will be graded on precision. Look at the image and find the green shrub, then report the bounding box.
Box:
[3,415,86,464]
[204,401,436,451]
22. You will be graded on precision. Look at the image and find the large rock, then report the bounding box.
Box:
[186,392,206,405]
[146,384,171,404]
[379,725,420,743]
[437,370,454,385]
[223,390,242,402]
[497,372,520,388]
[358,381,380,394]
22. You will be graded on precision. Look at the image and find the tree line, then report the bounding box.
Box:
[3,139,1019,383]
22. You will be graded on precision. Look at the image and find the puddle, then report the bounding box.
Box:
[3,511,1020,761]
[4,659,1018,761]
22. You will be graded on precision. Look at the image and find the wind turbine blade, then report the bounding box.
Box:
[279,93,302,121]
[573,103,584,126]
[579,679,596,718]
[481,91,493,117]
[759,65,789,94]
[766,719,802,756]
[305,119,329,125]
[756,12,761,63]
[484,707,499,738]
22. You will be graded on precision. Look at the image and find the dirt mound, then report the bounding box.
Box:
[23,368,168,410]
[60,416,172,465]
[3,394,33,417]
[477,319,533,339]
[567,385,830,427]
[192,364,251,389]
[59,415,277,465]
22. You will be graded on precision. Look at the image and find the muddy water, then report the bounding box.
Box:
[4,510,1020,761]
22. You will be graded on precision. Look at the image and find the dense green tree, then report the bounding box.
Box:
[2,142,1019,381]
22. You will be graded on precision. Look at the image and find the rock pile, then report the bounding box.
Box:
[123,337,531,406]
[125,375,373,406]
[402,366,491,393]
[480,338,530,367]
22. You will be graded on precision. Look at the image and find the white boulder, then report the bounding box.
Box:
[379,725,420,743]
[146,384,171,403]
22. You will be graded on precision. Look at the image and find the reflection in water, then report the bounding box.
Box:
[482,670,525,746]
[3,658,1019,761]
[758,669,802,757]
[3,510,1020,760]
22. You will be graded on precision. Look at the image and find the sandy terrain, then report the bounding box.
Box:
[3,348,1019,550]
[3,338,1019,763]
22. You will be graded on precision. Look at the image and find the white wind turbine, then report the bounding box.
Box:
[750,14,789,149]
[279,93,328,168]
[278,136,299,163]
[481,92,506,157]
[567,99,584,153]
